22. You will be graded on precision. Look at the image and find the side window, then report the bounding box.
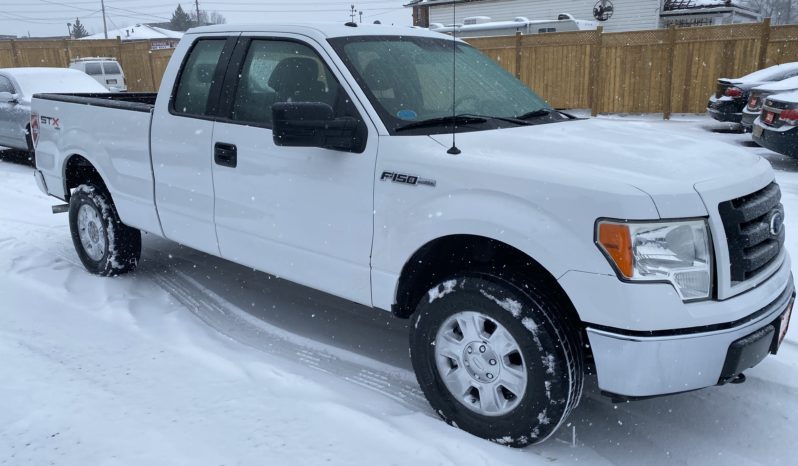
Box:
[84,63,103,75]
[230,40,353,127]
[0,76,14,94]
[173,39,226,117]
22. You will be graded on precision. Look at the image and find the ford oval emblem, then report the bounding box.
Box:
[769,211,784,237]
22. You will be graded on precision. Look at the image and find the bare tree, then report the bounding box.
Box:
[188,10,226,26]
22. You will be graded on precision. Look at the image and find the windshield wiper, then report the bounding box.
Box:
[395,115,488,132]
[516,108,553,120]
[459,114,532,126]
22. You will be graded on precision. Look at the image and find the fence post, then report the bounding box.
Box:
[9,40,20,66]
[663,25,677,120]
[148,49,159,92]
[590,26,603,117]
[515,31,522,79]
[758,17,772,69]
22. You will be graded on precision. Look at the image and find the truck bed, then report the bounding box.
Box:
[33,92,157,112]
[32,91,162,237]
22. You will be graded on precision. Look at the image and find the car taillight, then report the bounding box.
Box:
[725,87,743,98]
[747,96,760,110]
[30,111,39,148]
[780,109,798,126]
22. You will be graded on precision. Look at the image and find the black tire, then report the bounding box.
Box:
[69,184,141,276]
[410,274,584,447]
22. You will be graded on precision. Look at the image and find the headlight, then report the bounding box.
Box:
[596,219,713,301]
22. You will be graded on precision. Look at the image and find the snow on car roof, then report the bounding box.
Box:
[189,22,446,40]
[0,67,109,96]
[753,75,798,93]
[721,62,798,84]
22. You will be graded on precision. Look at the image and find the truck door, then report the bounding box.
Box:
[210,36,378,306]
[150,36,236,255]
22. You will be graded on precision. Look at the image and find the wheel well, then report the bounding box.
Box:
[394,235,581,322]
[64,155,107,200]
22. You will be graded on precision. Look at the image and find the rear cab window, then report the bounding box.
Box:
[84,63,103,76]
[102,62,121,74]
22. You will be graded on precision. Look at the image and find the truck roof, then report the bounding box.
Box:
[187,22,446,40]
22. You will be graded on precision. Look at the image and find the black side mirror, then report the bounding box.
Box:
[272,102,363,152]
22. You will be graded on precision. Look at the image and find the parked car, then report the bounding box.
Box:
[69,57,127,92]
[0,67,107,159]
[31,23,794,447]
[752,91,798,156]
[707,62,798,123]
[742,76,798,132]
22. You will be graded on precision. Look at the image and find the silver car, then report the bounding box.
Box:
[0,67,108,154]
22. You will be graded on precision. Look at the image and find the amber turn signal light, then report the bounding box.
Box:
[597,222,634,278]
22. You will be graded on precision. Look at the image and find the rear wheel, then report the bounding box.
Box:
[69,184,141,276]
[410,274,584,447]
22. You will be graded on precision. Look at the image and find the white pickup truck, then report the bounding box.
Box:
[31,23,794,446]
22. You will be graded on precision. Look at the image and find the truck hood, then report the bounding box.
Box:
[430,118,772,218]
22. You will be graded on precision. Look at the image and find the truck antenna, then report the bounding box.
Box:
[447,1,461,155]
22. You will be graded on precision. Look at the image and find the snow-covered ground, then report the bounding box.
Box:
[1,117,796,465]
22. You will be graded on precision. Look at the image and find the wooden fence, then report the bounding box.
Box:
[0,38,174,93]
[3,22,798,117]
[468,19,798,117]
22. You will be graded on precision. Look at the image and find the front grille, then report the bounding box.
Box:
[719,183,785,283]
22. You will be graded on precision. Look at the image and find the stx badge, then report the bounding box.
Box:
[380,171,436,187]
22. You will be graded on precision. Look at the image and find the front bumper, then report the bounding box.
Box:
[587,274,794,398]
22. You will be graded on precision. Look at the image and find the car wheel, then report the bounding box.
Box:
[69,184,141,276]
[410,274,584,447]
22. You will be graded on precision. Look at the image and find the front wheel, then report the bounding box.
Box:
[69,184,141,276]
[410,274,584,447]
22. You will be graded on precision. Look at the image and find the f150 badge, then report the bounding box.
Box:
[380,171,436,187]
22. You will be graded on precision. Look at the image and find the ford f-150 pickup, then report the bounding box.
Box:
[30,23,794,446]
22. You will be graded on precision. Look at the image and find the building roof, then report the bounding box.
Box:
[81,24,183,41]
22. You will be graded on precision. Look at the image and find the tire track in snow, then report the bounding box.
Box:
[150,270,431,413]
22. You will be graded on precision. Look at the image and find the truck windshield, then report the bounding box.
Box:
[328,35,553,135]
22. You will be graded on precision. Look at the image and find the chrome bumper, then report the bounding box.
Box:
[587,274,794,398]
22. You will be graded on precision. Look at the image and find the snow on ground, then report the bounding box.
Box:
[1,116,797,465]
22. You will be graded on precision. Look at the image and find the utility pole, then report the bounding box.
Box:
[359,11,363,23]
[67,22,72,39]
[196,0,202,26]
[350,4,356,22]
[100,0,108,38]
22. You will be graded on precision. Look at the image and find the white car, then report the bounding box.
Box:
[69,57,127,92]
[31,23,794,446]
[0,67,107,157]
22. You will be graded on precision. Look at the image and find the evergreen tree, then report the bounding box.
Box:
[71,18,89,38]
[169,4,192,32]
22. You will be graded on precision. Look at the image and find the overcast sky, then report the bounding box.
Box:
[1,0,412,38]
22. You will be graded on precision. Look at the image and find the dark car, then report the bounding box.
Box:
[741,76,798,132]
[752,91,798,157]
[708,62,798,124]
